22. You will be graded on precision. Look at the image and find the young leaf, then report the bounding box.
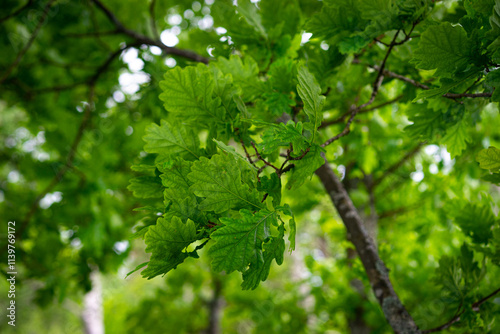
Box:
[143,120,200,159]
[209,209,276,273]
[286,145,325,190]
[241,224,285,290]
[450,203,495,244]
[297,65,325,143]
[440,120,471,158]
[259,121,309,155]
[477,146,500,171]
[128,176,163,199]
[188,153,263,213]
[256,173,282,207]
[159,159,194,198]
[142,217,201,279]
[413,23,473,76]
[277,204,296,251]
[159,65,224,122]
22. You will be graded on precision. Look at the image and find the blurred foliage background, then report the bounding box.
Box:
[1,0,500,333]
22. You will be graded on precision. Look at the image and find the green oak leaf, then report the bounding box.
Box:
[128,176,163,199]
[297,65,325,143]
[143,120,200,159]
[241,223,285,290]
[188,153,263,213]
[286,145,325,190]
[142,217,201,279]
[413,23,473,76]
[159,64,225,122]
[477,146,500,171]
[259,121,309,155]
[209,209,277,273]
[440,120,471,158]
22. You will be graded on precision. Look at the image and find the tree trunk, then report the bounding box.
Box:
[82,270,104,334]
[204,276,224,334]
[315,158,421,334]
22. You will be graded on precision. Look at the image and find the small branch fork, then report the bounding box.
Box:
[422,286,500,333]
[321,30,401,148]
[319,95,404,129]
[239,138,309,202]
[0,0,57,84]
[19,43,130,236]
[90,0,208,63]
[367,66,493,99]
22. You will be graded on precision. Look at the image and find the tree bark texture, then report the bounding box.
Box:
[315,158,421,334]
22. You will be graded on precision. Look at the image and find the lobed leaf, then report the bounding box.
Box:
[413,23,473,76]
[209,209,276,273]
[143,120,200,159]
[297,65,325,143]
[477,146,500,171]
[142,217,201,279]
[188,153,263,213]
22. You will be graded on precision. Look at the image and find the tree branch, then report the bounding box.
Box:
[0,0,57,84]
[372,142,425,189]
[0,0,33,23]
[204,276,224,334]
[20,84,95,236]
[371,66,494,99]
[149,0,160,41]
[251,142,279,172]
[19,44,126,236]
[90,0,209,63]
[315,156,420,334]
[422,287,500,333]
[319,95,404,129]
[322,31,401,147]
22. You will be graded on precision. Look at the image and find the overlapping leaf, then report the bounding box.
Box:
[188,153,263,213]
[209,209,276,273]
[259,121,309,155]
[440,120,471,158]
[241,224,285,290]
[142,217,201,279]
[159,64,225,122]
[477,146,500,171]
[143,120,200,159]
[297,65,325,143]
[413,23,473,76]
[286,145,325,190]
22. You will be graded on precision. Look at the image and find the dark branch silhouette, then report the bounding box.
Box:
[0,0,56,84]
[90,0,209,63]
[322,31,401,147]
[372,142,425,189]
[0,0,34,23]
[422,287,500,333]
[19,44,129,236]
[319,95,404,129]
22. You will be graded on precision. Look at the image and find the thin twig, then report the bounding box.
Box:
[0,0,57,84]
[423,287,500,333]
[19,44,127,236]
[90,0,209,63]
[20,84,95,236]
[372,142,425,189]
[371,66,494,99]
[240,139,256,167]
[319,95,404,129]
[149,0,160,41]
[322,31,401,147]
[0,0,33,23]
[251,142,279,172]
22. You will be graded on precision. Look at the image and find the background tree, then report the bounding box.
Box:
[1,0,500,333]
